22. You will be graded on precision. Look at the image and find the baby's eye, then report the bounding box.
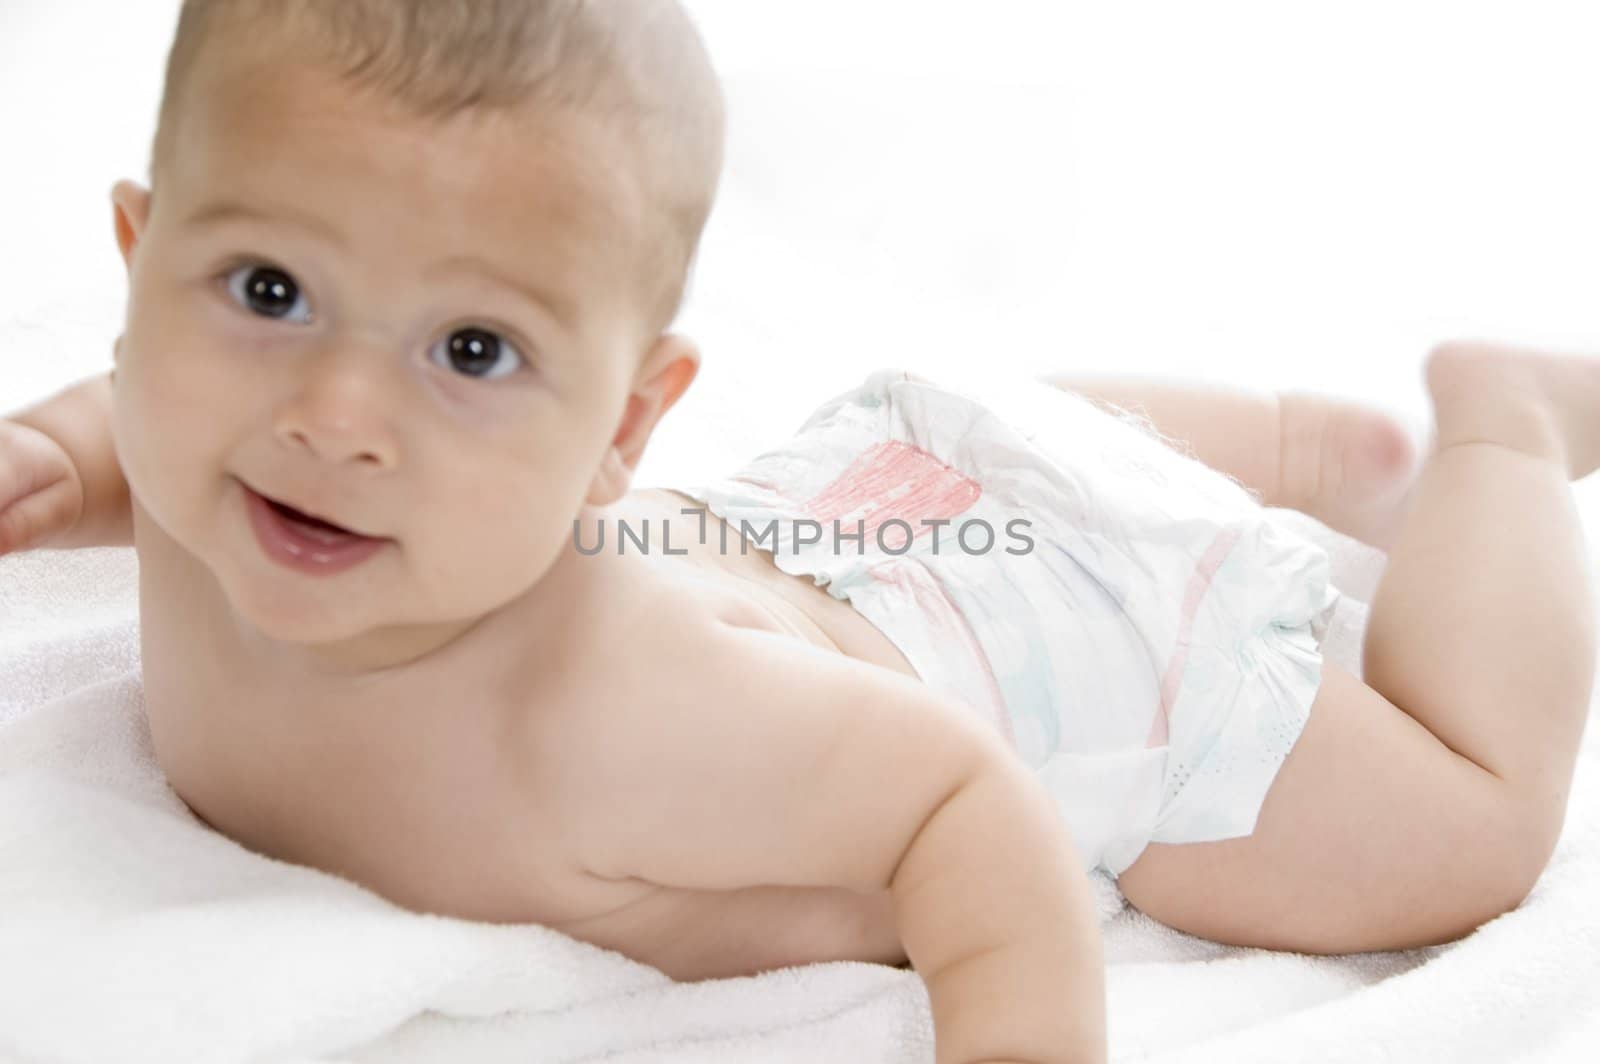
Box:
[224,263,313,324]
[427,326,527,382]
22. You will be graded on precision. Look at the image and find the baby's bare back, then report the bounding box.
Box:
[142,487,909,980]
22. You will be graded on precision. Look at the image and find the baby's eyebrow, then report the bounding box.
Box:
[185,200,345,250]
[426,253,582,337]
[182,200,582,335]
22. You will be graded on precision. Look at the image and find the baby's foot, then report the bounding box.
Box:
[1423,340,1600,482]
[1275,390,1424,552]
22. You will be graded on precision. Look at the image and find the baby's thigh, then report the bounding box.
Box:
[1115,663,1534,953]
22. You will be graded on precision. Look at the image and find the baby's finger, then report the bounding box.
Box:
[0,478,83,556]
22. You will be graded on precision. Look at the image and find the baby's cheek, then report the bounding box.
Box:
[440,515,565,600]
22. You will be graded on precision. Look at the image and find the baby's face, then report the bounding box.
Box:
[110,54,652,675]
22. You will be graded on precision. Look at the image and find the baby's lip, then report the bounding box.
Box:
[239,478,386,540]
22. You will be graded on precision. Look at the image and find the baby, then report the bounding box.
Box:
[3,2,1598,1062]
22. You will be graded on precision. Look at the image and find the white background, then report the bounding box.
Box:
[1,0,1597,511]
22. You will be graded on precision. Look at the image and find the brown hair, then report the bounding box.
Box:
[149,0,726,339]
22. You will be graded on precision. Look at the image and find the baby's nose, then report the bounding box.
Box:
[273,360,400,469]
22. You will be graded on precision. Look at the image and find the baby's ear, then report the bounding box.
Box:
[111,181,152,272]
[636,333,701,424]
[585,334,701,506]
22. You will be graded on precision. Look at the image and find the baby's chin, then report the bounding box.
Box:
[198,525,411,665]
[217,571,395,654]
[211,541,534,675]
[217,587,480,678]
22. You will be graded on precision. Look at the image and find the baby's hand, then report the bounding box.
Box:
[0,420,85,556]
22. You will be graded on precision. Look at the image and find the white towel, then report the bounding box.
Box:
[6,499,1596,1063]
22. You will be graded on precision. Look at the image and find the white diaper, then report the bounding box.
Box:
[666,368,1342,876]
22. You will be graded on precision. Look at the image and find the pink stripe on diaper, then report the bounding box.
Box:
[805,441,982,550]
[1145,524,1245,749]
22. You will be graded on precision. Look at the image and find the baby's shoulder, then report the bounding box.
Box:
[502,555,725,767]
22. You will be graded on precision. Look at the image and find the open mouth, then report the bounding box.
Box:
[262,496,354,536]
[242,479,390,574]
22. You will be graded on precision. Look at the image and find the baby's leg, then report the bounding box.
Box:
[1114,341,1599,951]
[1040,372,1420,549]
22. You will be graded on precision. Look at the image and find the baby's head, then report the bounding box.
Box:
[108,0,725,674]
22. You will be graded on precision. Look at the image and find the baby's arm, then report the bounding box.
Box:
[3,370,132,550]
[550,617,1106,1064]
